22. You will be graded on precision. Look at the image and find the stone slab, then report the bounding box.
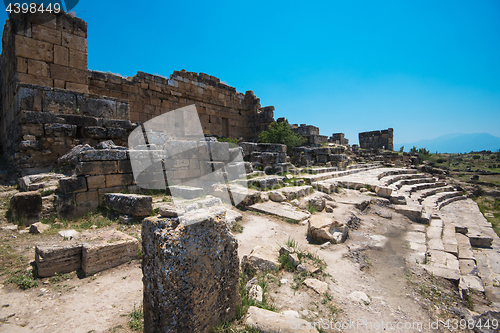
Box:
[35,243,82,278]
[104,193,152,216]
[303,278,328,295]
[81,230,139,276]
[427,238,445,251]
[459,259,477,275]
[405,231,426,244]
[395,205,423,222]
[242,246,280,272]
[246,306,317,333]
[423,265,461,281]
[459,275,485,294]
[426,226,442,240]
[249,202,310,222]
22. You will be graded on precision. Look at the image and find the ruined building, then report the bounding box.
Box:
[329,133,349,145]
[0,11,275,172]
[359,128,394,151]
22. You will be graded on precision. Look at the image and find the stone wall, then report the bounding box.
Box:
[0,10,275,172]
[1,84,132,172]
[358,128,394,151]
[87,70,274,140]
[286,121,328,146]
[330,133,349,145]
[239,142,290,174]
[55,138,245,217]
[291,146,348,168]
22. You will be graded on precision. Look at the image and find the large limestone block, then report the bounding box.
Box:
[246,306,317,333]
[307,215,348,244]
[142,208,240,333]
[104,193,152,216]
[242,246,280,273]
[394,205,423,222]
[10,191,42,225]
[81,231,139,276]
[35,243,82,278]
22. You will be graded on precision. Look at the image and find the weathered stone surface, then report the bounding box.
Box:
[423,265,461,281]
[242,246,280,273]
[58,176,87,194]
[29,222,50,234]
[467,232,493,248]
[303,278,328,294]
[459,259,478,275]
[225,209,243,229]
[58,144,94,165]
[459,275,484,297]
[169,186,205,200]
[395,205,423,222]
[81,231,139,276]
[35,243,82,278]
[349,291,371,305]
[375,186,392,198]
[83,126,107,139]
[307,195,325,212]
[10,191,42,225]
[104,193,152,216]
[249,285,263,303]
[249,202,310,222]
[142,208,239,332]
[307,215,347,244]
[158,202,179,217]
[269,191,285,202]
[44,123,77,137]
[79,149,128,161]
[58,229,81,239]
[246,306,317,333]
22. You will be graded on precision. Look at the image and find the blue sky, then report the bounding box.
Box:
[2,0,500,145]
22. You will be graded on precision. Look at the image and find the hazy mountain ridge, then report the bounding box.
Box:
[395,133,500,153]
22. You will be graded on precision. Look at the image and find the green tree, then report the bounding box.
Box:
[399,145,404,153]
[258,120,305,152]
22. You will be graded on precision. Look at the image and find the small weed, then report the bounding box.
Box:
[8,269,38,290]
[128,304,144,331]
[306,204,317,214]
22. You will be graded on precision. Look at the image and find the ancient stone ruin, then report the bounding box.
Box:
[359,128,394,150]
[2,8,500,333]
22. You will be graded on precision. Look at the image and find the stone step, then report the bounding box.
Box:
[404,181,448,195]
[422,191,461,207]
[395,177,436,189]
[414,185,455,202]
[438,195,467,210]
[249,201,310,222]
[299,163,381,183]
[383,173,424,186]
[377,168,418,180]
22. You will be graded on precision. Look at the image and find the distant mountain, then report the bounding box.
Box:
[395,133,500,154]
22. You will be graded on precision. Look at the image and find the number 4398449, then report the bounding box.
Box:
[6,3,61,14]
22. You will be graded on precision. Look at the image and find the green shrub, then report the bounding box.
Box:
[258,120,305,153]
[8,269,38,290]
[473,155,481,160]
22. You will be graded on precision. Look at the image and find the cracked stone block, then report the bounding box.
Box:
[104,193,152,216]
[35,243,82,278]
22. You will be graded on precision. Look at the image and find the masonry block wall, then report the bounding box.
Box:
[358,128,394,151]
[0,10,275,172]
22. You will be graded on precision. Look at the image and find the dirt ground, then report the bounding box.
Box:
[0,188,482,332]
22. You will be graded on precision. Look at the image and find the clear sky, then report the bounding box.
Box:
[2,0,500,145]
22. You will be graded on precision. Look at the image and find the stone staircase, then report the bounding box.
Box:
[296,164,499,308]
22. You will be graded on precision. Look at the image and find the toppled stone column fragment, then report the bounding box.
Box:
[142,207,240,332]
